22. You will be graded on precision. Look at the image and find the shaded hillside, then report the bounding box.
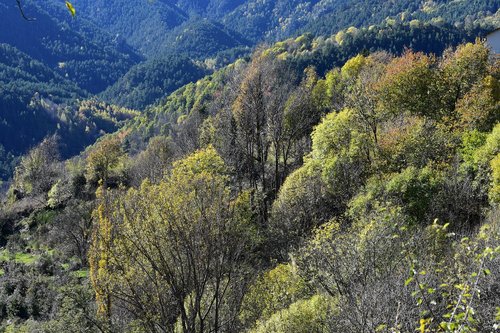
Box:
[0,44,137,181]
[73,0,189,56]
[67,0,499,60]
[0,0,141,93]
[0,44,84,155]
[101,55,208,110]
[164,19,250,58]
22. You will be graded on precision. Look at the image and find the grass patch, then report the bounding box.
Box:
[15,252,38,264]
[0,268,4,276]
[0,250,9,262]
[71,269,89,278]
[35,210,58,225]
[0,250,38,265]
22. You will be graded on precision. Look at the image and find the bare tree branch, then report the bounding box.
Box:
[16,0,36,21]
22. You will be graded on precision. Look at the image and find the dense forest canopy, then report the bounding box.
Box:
[0,0,500,332]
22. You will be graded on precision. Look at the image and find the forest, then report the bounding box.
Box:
[1,38,499,332]
[0,0,500,332]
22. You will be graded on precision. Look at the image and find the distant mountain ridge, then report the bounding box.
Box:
[67,0,499,58]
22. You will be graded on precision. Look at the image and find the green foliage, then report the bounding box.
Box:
[249,294,336,333]
[471,123,500,168]
[467,123,500,204]
[0,250,38,265]
[385,166,444,222]
[10,136,60,198]
[340,54,367,80]
[240,263,312,328]
[311,109,372,202]
[490,154,500,204]
[85,136,126,186]
[460,130,488,168]
[2,5,500,329]
[270,159,331,255]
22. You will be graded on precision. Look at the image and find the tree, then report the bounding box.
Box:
[456,75,500,132]
[269,159,332,257]
[85,136,126,187]
[50,199,94,266]
[270,106,375,256]
[296,206,417,333]
[231,52,295,196]
[10,136,60,198]
[440,41,490,119]
[130,135,176,185]
[377,50,440,119]
[344,54,388,145]
[90,146,258,333]
[311,108,373,204]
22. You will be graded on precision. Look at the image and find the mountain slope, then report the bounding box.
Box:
[223,0,499,41]
[163,19,250,58]
[0,43,137,181]
[126,21,481,147]
[0,0,141,93]
[73,0,189,57]
[68,0,499,60]
[0,43,85,155]
[101,55,208,110]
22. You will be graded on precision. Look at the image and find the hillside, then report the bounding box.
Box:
[0,0,141,93]
[0,43,137,178]
[69,0,499,59]
[164,19,250,58]
[100,55,208,110]
[126,20,481,145]
[56,0,498,114]
[1,36,499,332]
[304,0,500,36]
[224,0,499,40]
[0,43,83,179]
[0,1,500,332]
[0,0,143,178]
